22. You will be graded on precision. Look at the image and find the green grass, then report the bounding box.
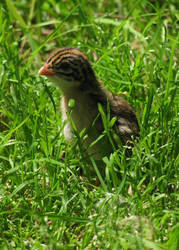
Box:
[0,0,178,248]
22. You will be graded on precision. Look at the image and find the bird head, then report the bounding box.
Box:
[38,48,97,93]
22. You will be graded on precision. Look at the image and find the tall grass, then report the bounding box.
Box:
[0,0,178,248]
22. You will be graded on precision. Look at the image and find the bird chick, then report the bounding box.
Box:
[38,48,139,159]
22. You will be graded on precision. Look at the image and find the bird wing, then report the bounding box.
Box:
[109,94,139,145]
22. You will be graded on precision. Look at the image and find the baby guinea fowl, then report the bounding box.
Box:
[38,48,139,159]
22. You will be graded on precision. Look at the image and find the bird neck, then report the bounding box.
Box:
[61,86,99,114]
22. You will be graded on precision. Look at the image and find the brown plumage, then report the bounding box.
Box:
[38,48,139,159]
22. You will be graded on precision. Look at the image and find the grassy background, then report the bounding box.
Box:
[0,0,178,248]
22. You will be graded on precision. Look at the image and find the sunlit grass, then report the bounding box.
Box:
[0,0,178,248]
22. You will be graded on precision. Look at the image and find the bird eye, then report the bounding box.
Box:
[60,62,69,70]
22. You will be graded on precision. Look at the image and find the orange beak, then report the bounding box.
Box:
[38,64,55,76]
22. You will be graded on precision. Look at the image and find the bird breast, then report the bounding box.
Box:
[61,89,100,141]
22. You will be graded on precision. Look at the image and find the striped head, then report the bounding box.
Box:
[38,48,97,92]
